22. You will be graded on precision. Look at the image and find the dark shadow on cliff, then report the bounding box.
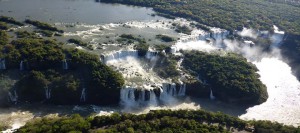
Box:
[280,34,300,81]
[189,97,248,117]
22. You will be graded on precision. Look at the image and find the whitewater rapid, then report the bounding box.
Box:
[240,58,300,126]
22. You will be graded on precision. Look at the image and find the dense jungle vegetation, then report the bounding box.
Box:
[182,51,268,105]
[15,109,300,133]
[0,18,125,106]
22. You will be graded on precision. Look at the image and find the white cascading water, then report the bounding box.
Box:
[145,51,158,60]
[198,33,211,40]
[139,90,146,102]
[146,51,159,70]
[237,27,259,39]
[102,47,188,111]
[8,90,18,104]
[102,50,139,64]
[120,86,138,108]
[45,87,51,99]
[210,28,230,41]
[271,25,285,47]
[210,89,215,100]
[120,83,187,108]
[178,84,186,96]
[149,90,157,105]
[169,83,176,96]
[103,49,160,84]
[159,83,183,105]
[80,88,86,102]
[62,59,68,70]
[19,61,24,71]
[172,28,229,53]
[0,59,6,70]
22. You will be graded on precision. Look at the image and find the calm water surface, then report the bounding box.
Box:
[0,0,164,24]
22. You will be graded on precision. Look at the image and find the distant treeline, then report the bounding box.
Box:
[266,0,300,7]
[101,0,300,35]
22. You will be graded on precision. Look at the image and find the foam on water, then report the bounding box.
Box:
[240,58,300,126]
[237,27,258,39]
[273,25,285,35]
[0,111,34,133]
[173,40,217,53]
[106,56,164,86]
[135,102,200,114]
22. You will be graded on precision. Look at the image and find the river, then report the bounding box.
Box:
[0,0,164,24]
[0,0,299,131]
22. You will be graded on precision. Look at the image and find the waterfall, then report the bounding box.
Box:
[104,50,160,64]
[120,87,136,102]
[149,90,157,105]
[198,33,211,40]
[196,74,200,81]
[103,50,139,63]
[20,61,24,71]
[170,83,177,96]
[120,87,136,107]
[271,25,285,47]
[178,84,186,96]
[210,30,229,41]
[210,89,215,100]
[170,46,177,53]
[80,88,86,102]
[62,59,68,70]
[0,59,6,70]
[120,83,186,107]
[45,86,51,99]
[8,90,18,104]
[160,83,178,105]
[145,51,158,60]
[139,90,146,102]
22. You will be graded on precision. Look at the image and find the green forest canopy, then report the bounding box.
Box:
[102,0,300,35]
[15,110,300,133]
[0,22,124,105]
[182,51,268,105]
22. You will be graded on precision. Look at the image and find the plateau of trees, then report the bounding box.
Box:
[15,109,300,133]
[68,38,89,47]
[156,34,176,42]
[182,51,268,105]
[175,25,192,35]
[15,30,38,38]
